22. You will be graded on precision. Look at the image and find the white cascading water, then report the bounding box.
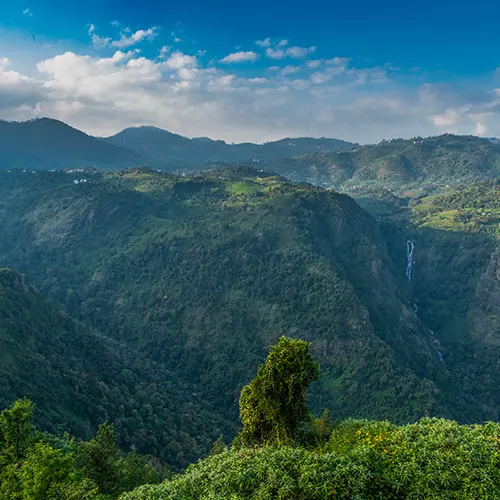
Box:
[406,240,414,281]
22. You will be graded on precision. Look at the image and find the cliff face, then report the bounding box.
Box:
[472,243,500,345]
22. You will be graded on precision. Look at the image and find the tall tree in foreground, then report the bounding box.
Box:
[239,336,319,445]
[0,398,35,461]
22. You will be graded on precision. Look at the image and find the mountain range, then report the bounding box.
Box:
[3,119,500,198]
[1,118,500,476]
[0,118,355,172]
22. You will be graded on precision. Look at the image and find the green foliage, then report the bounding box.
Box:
[0,399,160,500]
[239,337,319,445]
[78,423,120,495]
[0,266,230,468]
[0,398,35,461]
[122,418,500,499]
[0,166,459,451]
[408,179,500,236]
[209,436,226,456]
[20,442,76,500]
[272,134,500,195]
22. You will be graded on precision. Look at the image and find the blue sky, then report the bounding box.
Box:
[1,0,500,142]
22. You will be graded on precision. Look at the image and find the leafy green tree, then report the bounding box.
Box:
[117,448,158,493]
[47,479,100,500]
[209,435,226,456]
[239,336,319,445]
[78,423,119,496]
[0,398,35,461]
[20,442,75,500]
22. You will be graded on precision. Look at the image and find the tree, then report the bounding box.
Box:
[0,398,35,461]
[117,447,158,492]
[239,336,319,445]
[78,422,119,495]
[20,442,74,500]
[209,435,226,456]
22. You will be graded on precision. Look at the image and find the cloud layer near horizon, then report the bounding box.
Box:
[1,24,500,143]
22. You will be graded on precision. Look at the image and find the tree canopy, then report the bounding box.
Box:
[239,336,319,445]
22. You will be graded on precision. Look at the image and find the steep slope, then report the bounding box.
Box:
[356,179,500,419]
[0,267,234,468]
[105,126,356,167]
[268,134,500,194]
[0,118,151,171]
[0,167,493,429]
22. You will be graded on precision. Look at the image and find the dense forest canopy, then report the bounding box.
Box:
[0,126,499,497]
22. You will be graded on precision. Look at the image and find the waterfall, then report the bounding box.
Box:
[437,351,444,362]
[406,240,414,281]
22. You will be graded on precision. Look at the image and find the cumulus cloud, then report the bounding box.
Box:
[89,24,158,50]
[111,28,158,48]
[255,38,272,47]
[326,57,350,66]
[4,40,500,143]
[220,51,258,64]
[0,58,43,113]
[22,8,32,16]
[281,65,301,76]
[266,46,316,59]
[163,51,198,69]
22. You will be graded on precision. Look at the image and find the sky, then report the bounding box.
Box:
[1,0,500,143]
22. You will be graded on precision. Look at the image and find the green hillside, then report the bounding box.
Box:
[123,418,500,499]
[0,166,498,445]
[0,267,233,468]
[105,127,355,167]
[268,134,500,194]
[0,119,150,171]
[122,338,500,499]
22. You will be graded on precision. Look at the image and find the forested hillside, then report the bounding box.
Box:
[0,166,499,459]
[3,340,499,499]
[105,126,355,167]
[0,119,354,172]
[0,119,149,171]
[267,134,500,194]
[0,267,233,467]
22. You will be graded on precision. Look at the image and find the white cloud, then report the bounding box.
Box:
[286,46,316,58]
[89,24,158,50]
[256,38,272,47]
[247,77,268,84]
[326,57,350,66]
[111,28,158,48]
[4,39,500,144]
[431,108,462,127]
[307,60,321,69]
[159,46,170,58]
[265,48,285,59]
[220,51,258,64]
[163,51,198,69]
[281,65,301,76]
[22,8,32,16]
[310,71,331,84]
[266,46,316,59]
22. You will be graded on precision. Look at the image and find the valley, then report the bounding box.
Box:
[0,120,499,498]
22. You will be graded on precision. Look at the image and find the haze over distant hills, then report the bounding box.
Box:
[0,118,355,172]
[104,126,356,167]
[2,119,500,198]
